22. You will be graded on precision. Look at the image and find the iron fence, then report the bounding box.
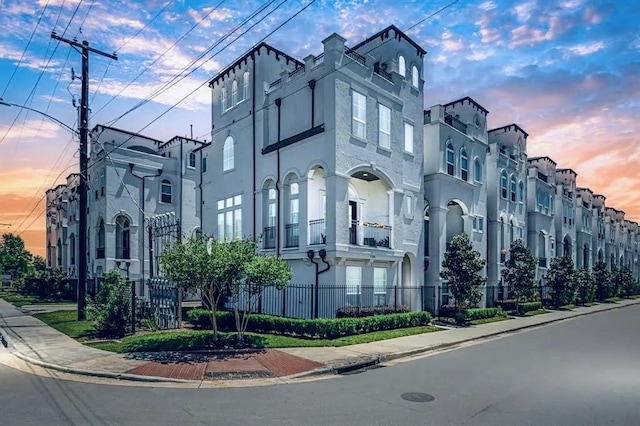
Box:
[226,284,424,319]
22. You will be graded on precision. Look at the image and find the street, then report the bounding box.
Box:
[2,305,640,425]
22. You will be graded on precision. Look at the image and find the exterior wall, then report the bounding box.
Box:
[423,98,488,309]
[554,169,578,265]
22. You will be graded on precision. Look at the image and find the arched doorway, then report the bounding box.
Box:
[563,235,572,258]
[446,201,464,249]
[402,254,412,287]
[583,244,589,268]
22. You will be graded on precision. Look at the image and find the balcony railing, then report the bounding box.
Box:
[539,257,547,267]
[350,220,391,249]
[344,47,366,66]
[444,114,467,134]
[263,226,276,249]
[373,62,392,80]
[309,219,326,245]
[537,171,548,183]
[96,247,105,259]
[285,223,299,248]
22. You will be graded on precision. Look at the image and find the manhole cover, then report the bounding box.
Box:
[401,392,435,403]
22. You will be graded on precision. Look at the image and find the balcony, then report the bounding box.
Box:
[539,257,547,268]
[96,247,105,259]
[263,226,276,249]
[350,220,391,249]
[309,219,326,245]
[284,223,299,248]
[537,172,548,183]
[444,114,467,134]
[344,47,366,66]
[373,62,392,81]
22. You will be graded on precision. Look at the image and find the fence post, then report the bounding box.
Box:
[130,280,136,334]
[394,285,398,311]
[310,285,314,319]
[420,286,424,311]
[282,286,287,317]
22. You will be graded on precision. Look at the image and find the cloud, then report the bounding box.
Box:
[513,1,537,23]
[478,1,497,11]
[0,120,65,143]
[186,7,234,29]
[565,41,605,56]
[442,29,465,52]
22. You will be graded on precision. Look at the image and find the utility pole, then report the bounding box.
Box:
[51,32,117,320]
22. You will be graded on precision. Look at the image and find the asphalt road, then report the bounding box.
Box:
[2,305,640,426]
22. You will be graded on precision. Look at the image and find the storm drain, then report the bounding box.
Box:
[401,392,435,403]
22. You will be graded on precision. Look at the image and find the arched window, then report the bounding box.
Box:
[424,203,430,257]
[96,219,105,259]
[398,55,406,77]
[57,238,62,266]
[500,171,508,199]
[188,151,196,168]
[161,180,172,203]
[412,65,419,88]
[115,216,130,259]
[243,72,250,100]
[69,234,76,265]
[231,80,238,106]
[460,148,468,181]
[285,175,299,248]
[446,142,455,175]
[47,242,52,267]
[474,158,482,182]
[220,86,227,111]
[262,180,277,249]
[510,176,517,202]
[518,181,524,202]
[223,136,234,171]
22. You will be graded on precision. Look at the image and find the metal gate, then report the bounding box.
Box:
[148,278,181,329]
[147,212,181,278]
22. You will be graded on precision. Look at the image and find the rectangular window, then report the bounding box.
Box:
[404,122,414,153]
[378,104,391,149]
[290,198,299,224]
[406,196,412,215]
[202,157,207,173]
[472,216,478,231]
[217,213,224,240]
[479,217,484,231]
[373,267,387,306]
[346,266,362,307]
[218,195,242,241]
[352,91,366,139]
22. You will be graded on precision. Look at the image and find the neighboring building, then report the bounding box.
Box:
[45,173,79,275]
[591,193,607,265]
[554,168,578,265]
[423,97,489,311]
[575,187,594,269]
[86,125,202,296]
[200,25,426,317]
[526,156,557,283]
[486,124,529,290]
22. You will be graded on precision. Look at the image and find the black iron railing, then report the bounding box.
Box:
[96,247,105,259]
[285,223,299,248]
[263,226,276,249]
[350,220,391,249]
[345,47,366,66]
[374,62,392,80]
[539,257,547,267]
[309,219,326,245]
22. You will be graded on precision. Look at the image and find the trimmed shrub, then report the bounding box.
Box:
[438,305,461,318]
[187,309,431,339]
[497,299,518,312]
[517,301,542,315]
[464,307,501,321]
[335,305,410,318]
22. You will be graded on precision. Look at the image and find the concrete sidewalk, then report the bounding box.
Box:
[1,298,639,385]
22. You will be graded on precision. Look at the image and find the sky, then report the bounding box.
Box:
[0,0,638,257]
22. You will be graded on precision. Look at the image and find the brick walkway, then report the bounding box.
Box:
[125,349,324,381]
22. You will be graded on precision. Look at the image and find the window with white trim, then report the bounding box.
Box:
[217,195,242,241]
[398,55,406,77]
[231,80,238,106]
[474,158,482,182]
[346,266,362,307]
[460,149,468,181]
[500,171,508,199]
[220,86,227,111]
[510,176,517,202]
[352,90,366,139]
[519,181,524,203]
[373,267,387,306]
[406,195,413,216]
[404,122,414,153]
[202,156,207,173]
[161,180,172,203]
[243,72,250,100]
[446,142,455,175]
[188,151,196,168]
[223,136,234,171]
[378,104,391,149]
[412,65,419,88]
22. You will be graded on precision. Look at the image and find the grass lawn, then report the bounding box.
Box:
[604,297,624,303]
[558,304,577,311]
[36,310,443,353]
[581,302,598,307]
[0,287,75,307]
[469,316,510,326]
[524,309,549,317]
[33,310,96,342]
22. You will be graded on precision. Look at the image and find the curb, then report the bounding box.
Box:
[2,300,639,385]
[290,300,640,379]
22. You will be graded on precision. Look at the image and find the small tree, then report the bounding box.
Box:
[545,256,576,308]
[503,239,538,313]
[617,265,636,297]
[574,268,596,304]
[593,260,612,301]
[0,233,33,283]
[87,270,131,337]
[440,233,486,308]
[610,264,622,298]
[160,236,225,338]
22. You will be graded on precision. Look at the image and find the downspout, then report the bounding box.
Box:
[275,97,282,257]
[179,138,183,243]
[198,148,203,231]
[309,79,316,127]
[252,64,257,240]
[307,249,330,318]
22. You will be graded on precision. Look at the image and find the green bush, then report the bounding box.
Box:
[335,305,410,318]
[517,301,542,315]
[187,309,431,339]
[87,271,131,338]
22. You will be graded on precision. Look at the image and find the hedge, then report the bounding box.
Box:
[497,300,542,315]
[186,309,432,339]
[335,305,410,318]
[439,307,502,325]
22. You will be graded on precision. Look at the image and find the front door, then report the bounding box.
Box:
[349,200,358,245]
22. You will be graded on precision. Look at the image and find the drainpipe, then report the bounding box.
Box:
[309,79,316,127]
[252,64,257,240]
[179,138,183,243]
[198,147,203,232]
[129,164,162,284]
[307,249,330,318]
[275,97,282,257]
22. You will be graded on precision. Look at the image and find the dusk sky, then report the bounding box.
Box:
[0,0,638,257]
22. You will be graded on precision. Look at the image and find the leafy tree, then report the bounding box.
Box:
[574,268,596,304]
[503,239,538,313]
[616,265,636,297]
[87,270,131,337]
[593,260,612,301]
[545,256,576,307]
[160,236,225,338]
[0,233,33,282]
[440,233,486,308]
[610,264,622,297]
